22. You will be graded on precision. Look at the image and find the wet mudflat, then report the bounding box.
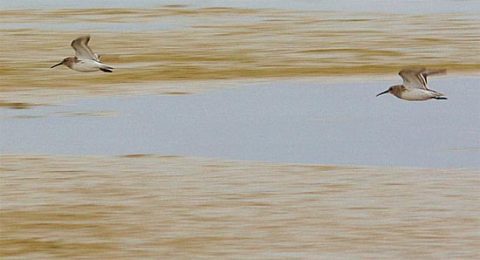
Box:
[2,77,479,258]
[1,1,480,259]
[1,155,479,258]
[1,5,479,96]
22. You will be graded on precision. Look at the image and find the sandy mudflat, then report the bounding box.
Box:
[1,7,479,97]
[1,6,479,108]
[1,154,478,258]
[2,3,479,258]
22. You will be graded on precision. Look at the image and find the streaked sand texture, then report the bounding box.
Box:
[1,7,479,93]
[1,155,479,258]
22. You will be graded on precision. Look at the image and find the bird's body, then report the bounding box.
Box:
[377,68,447,101]
[388,84,445,101]
[67,58,112,72]
[51,35,113,73]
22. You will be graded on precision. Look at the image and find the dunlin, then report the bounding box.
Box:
[51,35,114,73]
[377,68,447,101]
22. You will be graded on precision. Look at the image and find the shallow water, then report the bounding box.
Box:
[2,0,480,14]
[2,77,479,168]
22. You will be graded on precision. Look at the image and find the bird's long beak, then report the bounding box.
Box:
[376,89,389,97]
[50,61,64,68]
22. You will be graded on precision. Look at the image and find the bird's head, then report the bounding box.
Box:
[376,86,393,97]
[50,57,74,68]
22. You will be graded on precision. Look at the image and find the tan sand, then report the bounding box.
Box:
[1,154,478,258]
[1,7,479,98]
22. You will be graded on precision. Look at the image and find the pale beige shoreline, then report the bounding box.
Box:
[1,154,479,258]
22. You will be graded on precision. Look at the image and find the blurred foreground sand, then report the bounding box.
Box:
[1,155,478,258]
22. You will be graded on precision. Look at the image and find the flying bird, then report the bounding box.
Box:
[51,35,114,73]
[377,68,447,101]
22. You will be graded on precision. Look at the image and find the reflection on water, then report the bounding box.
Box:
[1,78,479,168]
[1,155,478,258]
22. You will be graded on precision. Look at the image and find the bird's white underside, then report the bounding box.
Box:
[399,88,443,101]
[71,59,106,72]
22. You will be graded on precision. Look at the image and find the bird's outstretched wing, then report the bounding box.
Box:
[399,68,446,90]
[71,35,100,61]
[421,69,447,84]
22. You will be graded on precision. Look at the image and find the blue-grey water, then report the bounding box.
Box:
[2,0,480,14]
[1,77,479,168]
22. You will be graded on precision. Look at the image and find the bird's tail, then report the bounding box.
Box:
[430,90,447,100]
[100,68,113,73]
[99,63,114,73]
